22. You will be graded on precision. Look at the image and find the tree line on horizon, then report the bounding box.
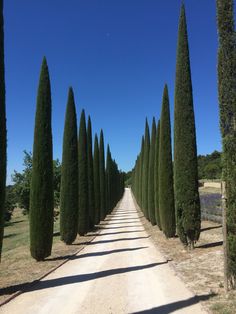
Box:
[131,4,201,249]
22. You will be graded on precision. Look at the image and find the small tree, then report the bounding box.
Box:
[148,117,156,225]
[159,85,175,237]
[30,57,54,261]
[78,109,89,235]
[60,87,78,244]
[174,5,201,248]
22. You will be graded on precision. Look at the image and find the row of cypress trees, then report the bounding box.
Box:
[30,58,124,261]
[131,4,201,248]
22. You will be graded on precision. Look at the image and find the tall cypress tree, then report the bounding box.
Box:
[78,109,89,235]
[217,0,236,287]
[106,145,112,214]
[174,5,200,248]
[30,57,54,261]
[93,134,100,225]
[0,0,6,262]
[99,130,106,220]
[154,120,161,229]
[139,136,144,208]
[60,87,78,245]
[148,117,156,225]
[142,119,150,219]
[159,85,175,238]
[87,116,95,229]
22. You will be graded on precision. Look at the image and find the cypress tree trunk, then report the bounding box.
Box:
[0,0,6,262]
[78,109,89,235]
[87,116,95,229]
[148,117,157,225]
[142,120,150,219]
[154,120,161,229]
[93,134,100,225]
[174,5,201,248]
[99,130,106,220]
[30,57,54,261]
[159,85,175,238]
[60,87,78,245]
[217,0,236,288]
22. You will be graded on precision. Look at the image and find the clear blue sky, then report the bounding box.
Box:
[5,0,231,182]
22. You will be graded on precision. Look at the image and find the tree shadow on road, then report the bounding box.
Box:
[200,225,222,232]
[108,217,142,221]
[196,241,223,249]
[89,230,145,237]
[46,246,148,262]
[0,262,166,296]
[98,225,143,230]
[75,236,150,246]
[130,293,216,314]
[102,221,141,225]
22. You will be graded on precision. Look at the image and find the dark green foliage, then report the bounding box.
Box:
[106,145,112,214]
[148,117,156,225]
[99,130,106,220]
[154,120,161,229]
[60,87,78,244]
[4,185,17,222]
[198,151,222,179]
[53,159,61,208]
[174,5,201,247]
[124,170,132,187]
[0,0,6,261]
[142,120,150,219]
[93,134,100,225]
[12,151,32,213]
[87,116,95,229]
[159,85,175,238]
[30,57,54,261]
[12,151,61,213]
[139,137,144,207]
[78,109,89,235]
[217,0,236,287]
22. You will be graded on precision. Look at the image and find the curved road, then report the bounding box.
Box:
[1,188,207,314]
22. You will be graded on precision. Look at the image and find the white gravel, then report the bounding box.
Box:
[0,188,207,314]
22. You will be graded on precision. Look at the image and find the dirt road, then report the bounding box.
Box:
[0,188,207,314]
